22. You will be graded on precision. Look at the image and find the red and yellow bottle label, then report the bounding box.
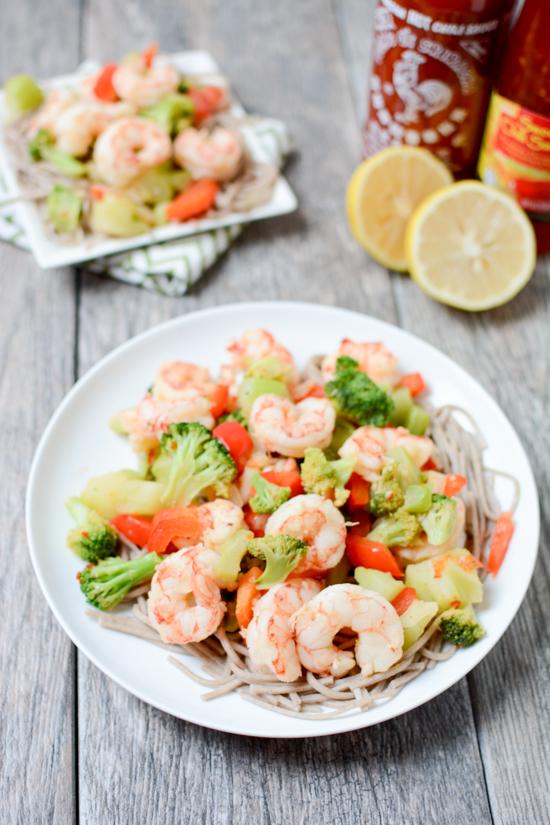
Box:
[478,92,550,217]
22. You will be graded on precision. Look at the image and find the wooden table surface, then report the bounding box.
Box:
[2,1,549,823]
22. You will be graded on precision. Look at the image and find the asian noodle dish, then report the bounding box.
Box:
[2,46,278,243]
[65,329,518,719]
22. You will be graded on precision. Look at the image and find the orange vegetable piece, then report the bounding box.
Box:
[487,512,515,576]
[235,567,263,629]
[166,179,219,223]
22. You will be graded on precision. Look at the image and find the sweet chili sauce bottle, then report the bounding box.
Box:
[478,0,550,253]
[364,0,510,176]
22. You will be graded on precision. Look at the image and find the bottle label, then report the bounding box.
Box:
[364,0,501,173]
[478,92,550,217]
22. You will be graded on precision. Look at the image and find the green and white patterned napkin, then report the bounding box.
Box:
[0,118,291,297]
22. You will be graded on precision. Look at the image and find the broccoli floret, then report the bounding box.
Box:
[439,606,485,647]
[216,408,249,429]
[369,462,405,516]
[80,553,162,611]
[368,508,421,547]
[325,357,394,427]
[245,356,295,385]
[419,493,457,546]
[155,422,237,506]
[247,535,307,587]
[66,497,118,563]
[249,471,291,514]
[300,447,354,507]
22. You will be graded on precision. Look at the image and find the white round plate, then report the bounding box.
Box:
[26,302,539,738]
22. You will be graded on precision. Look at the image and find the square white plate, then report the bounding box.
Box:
[0,51,297,269]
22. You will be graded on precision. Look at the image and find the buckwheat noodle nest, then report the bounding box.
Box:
[89,379,520,720]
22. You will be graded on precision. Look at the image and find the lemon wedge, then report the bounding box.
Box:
[406,181,536,311]
[346,147,452,270]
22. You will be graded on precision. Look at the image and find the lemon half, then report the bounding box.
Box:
[346,147,453,271]
[406,181,536,311]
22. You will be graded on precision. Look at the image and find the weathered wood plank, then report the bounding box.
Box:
[75,2,495,825]
[0,3,80,822]
[335,2,550,822]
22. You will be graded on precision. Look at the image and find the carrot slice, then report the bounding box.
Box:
[210,383,229,419]
[166,179,219,222]
[391,587,417,616]
[443,474,467,497]
[399,372,426,397]
[235,567,263,629]
[487,512,514,576]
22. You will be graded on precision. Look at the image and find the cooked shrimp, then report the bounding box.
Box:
[27,87,79,135]
[322,339,401,387]
[173,126,244,182]
[54,101,135,156]
[147,545,225,644]
[243,578,322,682]
[250,395,335,458]
[292,584,404,678]
[265,493,346,576]
[152,361,215,403]
[197,499,244,549]
[118,392,214,452]
[93,116,172,187]
[397,498,466,563]
[339,425,434,482]
[227,328,295,372]
[112,53,179,107]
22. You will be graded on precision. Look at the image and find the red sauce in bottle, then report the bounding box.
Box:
[364,0,509,176]
[478,0,550,253]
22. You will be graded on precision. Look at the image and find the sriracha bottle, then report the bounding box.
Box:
[364,0,510,176]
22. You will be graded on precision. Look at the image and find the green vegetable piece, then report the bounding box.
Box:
[404,483,433,514]
[153,422,237,507]
[324,417,356,460]
[81,471,165,520]
[216,408,248,429]
[387,446,421,490]
[400,598,438,649]
[4,73,44,121]
[388,387,413,426]
[419,493,457,545]
[153,201,169,226]
[354,567,404,602]
[46,185,84,234]
[245,357,295,385]
[368,508,421,547]
[300,447,354,507]
[80,552,162,611]
[237,376,289,417]
[325,356,394,427]
[368,462,405,516]
[28,129,86,176]
[140,93,195,135]
[404,549,483,611]
[89,191,153,237]
[249,471,291,514]
[406,404,431,436]
[247,535,307,588]
[213,529,252,588]
[325,556,352,586]
[124,163,191,206]
[439,605,485,647]
[66,497,118,563]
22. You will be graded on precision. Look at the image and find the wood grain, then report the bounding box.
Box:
[335,3,550,823]
[0,4,80,822]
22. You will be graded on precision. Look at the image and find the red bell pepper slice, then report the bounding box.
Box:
[110,514,152,547]
[213,420,254,472]
[147,507,202,555]
[346,534,404,579]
